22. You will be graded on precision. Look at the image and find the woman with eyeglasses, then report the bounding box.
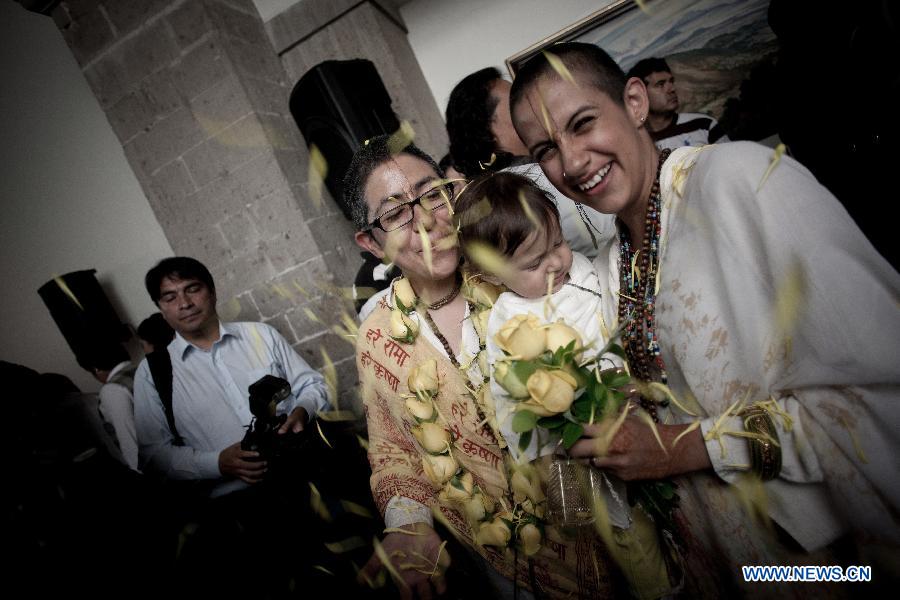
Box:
[345,135,622,599]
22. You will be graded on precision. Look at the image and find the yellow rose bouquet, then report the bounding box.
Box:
[492,314,680,534]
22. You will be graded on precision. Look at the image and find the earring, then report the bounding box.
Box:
[640,115,646,123]
[563,171,567,178]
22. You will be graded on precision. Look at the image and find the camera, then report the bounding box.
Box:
[240,375,311,468]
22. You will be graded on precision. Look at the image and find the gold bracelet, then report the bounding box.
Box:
[740,407,782,481]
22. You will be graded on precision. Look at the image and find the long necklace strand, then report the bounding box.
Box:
[618,149,671,421]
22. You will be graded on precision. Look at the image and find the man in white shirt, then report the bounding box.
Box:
[628,57,730,150]
[133,256,329,497]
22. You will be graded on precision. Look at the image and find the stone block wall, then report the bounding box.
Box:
[52,0,362,407]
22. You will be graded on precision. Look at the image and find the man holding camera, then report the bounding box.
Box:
[133,256,329,497]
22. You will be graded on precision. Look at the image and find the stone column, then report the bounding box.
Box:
[52,0,359,402]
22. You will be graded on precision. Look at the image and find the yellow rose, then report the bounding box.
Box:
[443,471,474,502]
[520,498,546,519]
[422,453,458,486]
[494,313,546,360]
[518,522,542,556]
[545,320,583,355]
[408,359,439,397]
[476,515,512,547]
[413,422,451,454]
[471,308,490,343]
[493,361,532,400]
[462,490,494,522]
[393,278,417,312]
[389,308,419,341]
[466,279,502,308]
[405,396,436,422]
[510,464,545,505]
[525,369,578,415]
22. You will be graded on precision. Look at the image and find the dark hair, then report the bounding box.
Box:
[342,134,444,231]
[144,257,215,304]
[80,343,130,372]
[446,67,518,179]
[454,171,561,267]
[137,312,175,349]
[626,57,671,82]
[510,42,628,116]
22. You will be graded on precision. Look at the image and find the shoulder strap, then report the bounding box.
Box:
[146,351,184,446]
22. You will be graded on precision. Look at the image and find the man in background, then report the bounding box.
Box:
[133,256,329,497]
[628,57,729,150]
[86,343,138,470]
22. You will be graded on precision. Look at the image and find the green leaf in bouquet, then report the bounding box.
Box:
[570,395,594,423]
[550,340,577,367]
[510,360,538,382]
[561,421,584,449]
[537,415,567,430]
[518,429,533,453]
[606,343,627,361]
[511,410,540,433]
[601,369,631,388]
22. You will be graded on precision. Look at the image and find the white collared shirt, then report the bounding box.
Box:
[134,321,329,496]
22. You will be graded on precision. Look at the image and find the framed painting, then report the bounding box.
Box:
[506,0,779,127]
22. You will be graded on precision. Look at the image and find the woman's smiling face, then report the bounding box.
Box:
[512,72,655,226]
[361,153,459,282]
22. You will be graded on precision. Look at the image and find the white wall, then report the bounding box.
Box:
[400,0,612,113]
[0,3,174,392]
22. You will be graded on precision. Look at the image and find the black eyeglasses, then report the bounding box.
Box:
[365,184,453,233]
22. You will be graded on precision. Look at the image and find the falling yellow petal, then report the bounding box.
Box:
[383,526,425,536]
[538,93,554,138]
[758,143,786,192]
[732,473,772,529]
[543,50,577,86]
[478,152,497,171]
[373,536,409,590]
[596,402,633,456]
[53,275,83,310]
[309,481,333,522]
[671,420,701,449]
[313,565,335,576]
[464,241,514,281]
[341,499,374,519]
[773,258,807,337]
[455,196,493,228]
[417,223,434,275]
[646,381,699,416]
[518,189,541,229]
[316,419,333,448]
[308,144,328,210]
[304,307,323,325]
[218,296,242,321]
[636,409,667,454]
[272,283,293,299]
[292,280,312,299]
[318,410,357,422]
[321,347,338,406]
[387,120,416,155]
[249,325,267,367]
[356,434,369,451]
[325,536,367,553]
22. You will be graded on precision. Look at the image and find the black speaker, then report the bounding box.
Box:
[37,270,130,371]
[289,59,400,220]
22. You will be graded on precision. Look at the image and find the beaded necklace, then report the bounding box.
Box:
[617,149,671,421]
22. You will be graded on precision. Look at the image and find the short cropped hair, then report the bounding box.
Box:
[446,67,517,179]
[342,134,444,232]
[454,171,561,265]
[137,312,175,349]
[144,257,215,304]
[626,57,672,82]
[510,42,628,114]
